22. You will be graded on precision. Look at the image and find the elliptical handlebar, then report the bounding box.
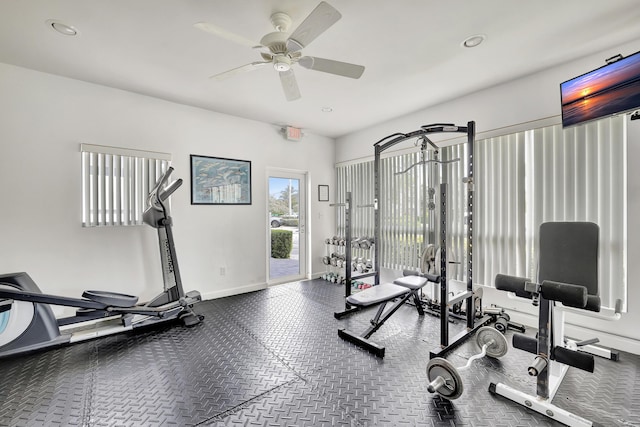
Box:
[148,167,174,208]
[144,166,181,228]
[159,179,183,203]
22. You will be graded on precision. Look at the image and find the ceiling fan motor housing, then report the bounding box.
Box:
[260,31,289,54]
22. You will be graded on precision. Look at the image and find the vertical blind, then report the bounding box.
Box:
[80,144,171,227]
[336,115,627,310]
[380,153,425,271]
[336,153,426,271]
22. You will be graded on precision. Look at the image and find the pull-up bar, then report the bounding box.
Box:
[374,123,471,152]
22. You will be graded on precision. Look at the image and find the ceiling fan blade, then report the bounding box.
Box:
[298,56,365,79]
[279,69,301,101]
[286,1,341,52]
[194,22,261,49]
[210,61,271,80]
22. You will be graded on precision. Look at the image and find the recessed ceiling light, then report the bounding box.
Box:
[461,34,485,48]
[321,107,333,113]
[46,19,78,36]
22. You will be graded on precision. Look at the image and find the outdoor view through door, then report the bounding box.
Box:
[268,174,306,283]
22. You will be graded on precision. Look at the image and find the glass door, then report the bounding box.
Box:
[268,170,307,284]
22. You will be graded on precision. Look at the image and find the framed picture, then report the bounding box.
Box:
[190,155,252,205]
[318,185,329,202]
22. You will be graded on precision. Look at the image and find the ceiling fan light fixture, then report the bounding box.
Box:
[274,63,291,72]
[461,34,485,48]
[273,55,292,72]
[46,19,78,36]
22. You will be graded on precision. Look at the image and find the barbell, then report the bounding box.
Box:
[426,326,508,400]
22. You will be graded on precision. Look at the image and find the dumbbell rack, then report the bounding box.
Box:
[322,238,374,286]
[333,192,377,319]
[321,237,346,284]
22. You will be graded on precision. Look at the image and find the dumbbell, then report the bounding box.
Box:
[494,312,510,333]
[426,326,508,400]
[359,238,375,250]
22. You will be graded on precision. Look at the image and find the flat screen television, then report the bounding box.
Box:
[560,49,640,127]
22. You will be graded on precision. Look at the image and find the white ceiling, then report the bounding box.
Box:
[1,0,639,138]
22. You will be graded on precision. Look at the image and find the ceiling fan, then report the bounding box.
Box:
[194,1,365,101]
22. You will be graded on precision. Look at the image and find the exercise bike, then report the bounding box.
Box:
[0,167,203,359]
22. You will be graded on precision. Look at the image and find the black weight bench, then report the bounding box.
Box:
[338,273,436,357]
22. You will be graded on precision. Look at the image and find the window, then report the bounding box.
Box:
[80,144,171,227]
[336,153,428,271]
[336,115,627,310]
[474,116,626,310]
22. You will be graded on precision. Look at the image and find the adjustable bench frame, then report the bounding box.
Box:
[338,282,425,358]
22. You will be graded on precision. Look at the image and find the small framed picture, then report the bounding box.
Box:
[318,185,329,202]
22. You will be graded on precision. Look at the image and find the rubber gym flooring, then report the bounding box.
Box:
[0,278,638,426]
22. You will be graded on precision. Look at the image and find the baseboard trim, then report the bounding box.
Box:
[201,282,267,301]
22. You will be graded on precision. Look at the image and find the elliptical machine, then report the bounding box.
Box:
[0,167,203,359]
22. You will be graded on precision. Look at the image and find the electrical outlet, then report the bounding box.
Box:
[220,267,225,276]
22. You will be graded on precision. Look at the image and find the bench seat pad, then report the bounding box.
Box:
[346,283,410,307]
[393,275,428,290]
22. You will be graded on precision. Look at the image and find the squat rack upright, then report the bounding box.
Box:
[332,191,378,319]
[373,121,490,358]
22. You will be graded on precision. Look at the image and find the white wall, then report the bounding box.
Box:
[0,62,336,308]
[336,38,640,354]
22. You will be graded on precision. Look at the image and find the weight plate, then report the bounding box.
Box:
[494,317,508,333]
[426,357,463,400]
[476,326,509,358]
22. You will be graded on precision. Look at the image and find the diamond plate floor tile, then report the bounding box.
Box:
[1,278,639,427]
